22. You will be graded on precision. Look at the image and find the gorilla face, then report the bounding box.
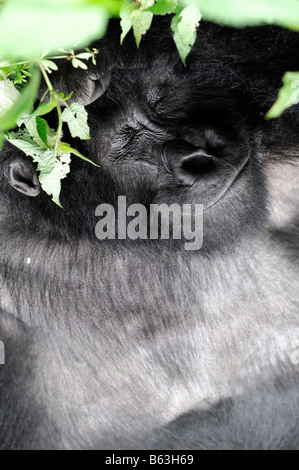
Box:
[81,61,267,250]
[1,21,271,250]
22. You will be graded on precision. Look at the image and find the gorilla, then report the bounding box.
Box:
[0,18,299,450]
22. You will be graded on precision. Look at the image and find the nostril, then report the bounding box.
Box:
[181,152,214,175]
[165,139,216,185]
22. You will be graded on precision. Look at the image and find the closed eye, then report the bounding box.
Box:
[205,129,227,155]
[182,128,227,157]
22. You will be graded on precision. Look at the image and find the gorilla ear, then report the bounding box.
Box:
[75,72,111,107]
[6,161,41,197]
[39,69,111,108]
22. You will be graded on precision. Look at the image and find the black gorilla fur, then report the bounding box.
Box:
[0,18,299,449]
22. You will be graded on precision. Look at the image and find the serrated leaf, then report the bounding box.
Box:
[33,148,56,173]
[132,0,155,47]
[24,117,47,148]
[266,72,299,119]
[46,126,57,148]
[36,151,71,207]
[171,5,201,65]
[61,103,90,140]
[24,114,57,148]
[120,0,154,46]
[177,5,202,47]
[6,131,45,158]
[59,141,99,166]
[28,99,58,120]
[36,117,48,146]
[24,95,59,124]
[120,0,136,44]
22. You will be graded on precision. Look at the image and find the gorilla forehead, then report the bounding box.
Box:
[89,60,244,128]
[85,57,254,202]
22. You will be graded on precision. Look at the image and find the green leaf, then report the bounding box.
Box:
[45,126,57,148]
[178,5,202,46]
[192,0,299,29]
[72,58,88,70]
[63,92,74,102]
[266,72,299,119]
[75,52,93,60]
[34,150,71,208]
[0,79,20,118]
[120,0,136,44]
[36,117,48,146]
[25,117,46,148]
[28,97,59,120]
[34,149,55,174]
[6,130,45,158]
[0,0,109,60]
[27,150,71,208]
[146,0,178,15]
[40,59,58,74]
[61,103,90,140]
[171,15,189,64]
[132,0,155,47]
[23,146,72,208]
[25,116,56,148]
[5,126,72,206]
[0,69,40,131]
[59,141,99,166]
[120,0,155,46]
[171,5,202,65]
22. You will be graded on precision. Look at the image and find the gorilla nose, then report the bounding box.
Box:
[166,139,214,185]
[181,151,214,174]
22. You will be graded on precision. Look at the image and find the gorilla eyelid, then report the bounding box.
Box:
[205,129,227,151]
[147,87,162,106]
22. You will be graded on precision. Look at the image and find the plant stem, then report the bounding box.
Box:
[45,55,68,60]
[39,61,53,92]
[54,103,62,158]
[0,60,31,67]
[64,101,72,112]
[39,89,49,103]
[39,61,63,158]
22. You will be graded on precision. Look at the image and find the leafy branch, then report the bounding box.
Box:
[1,53,97,207]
